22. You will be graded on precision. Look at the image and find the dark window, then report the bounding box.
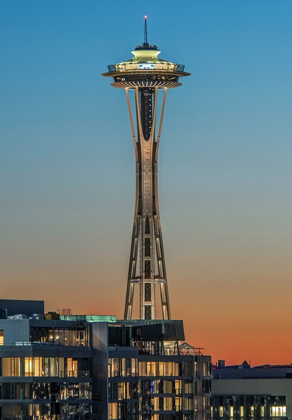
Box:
[202,379,211,393]
[145,283,151,301]
[145,238,151,257]
[145,306,151,320]
[145,261,151,279]
[145,216,150,234]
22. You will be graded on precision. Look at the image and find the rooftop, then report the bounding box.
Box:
[213,361,292,379]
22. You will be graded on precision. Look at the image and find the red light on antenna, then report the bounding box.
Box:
[145,15,147,19]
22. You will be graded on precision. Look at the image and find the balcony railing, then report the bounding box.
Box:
[59,370,91,378]
[12,341,91,348]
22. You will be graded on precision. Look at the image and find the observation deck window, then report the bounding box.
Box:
[108,62,185,73]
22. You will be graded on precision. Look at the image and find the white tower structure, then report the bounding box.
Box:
[102,19,190,320]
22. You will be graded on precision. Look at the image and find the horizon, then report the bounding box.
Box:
[1,0,292,366]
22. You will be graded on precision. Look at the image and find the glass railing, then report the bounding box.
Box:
[107,63,185,73]
[61,370,90,378]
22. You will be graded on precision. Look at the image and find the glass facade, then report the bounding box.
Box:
[107,358,210,380]
[0,403,92,420]
[30,327,89,346]
[0,382,93,419]
[108,358,137,378]
[0,322,93,419]
[108,356,212,420]
[1,357,90,378]
[0,382,92,401]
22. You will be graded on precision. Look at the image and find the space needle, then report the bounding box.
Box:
[102,17,190,320]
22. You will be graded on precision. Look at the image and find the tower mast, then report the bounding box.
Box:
[102,20,190,320]
[144,15,148,44]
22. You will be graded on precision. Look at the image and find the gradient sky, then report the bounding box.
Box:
[1,0,292,366]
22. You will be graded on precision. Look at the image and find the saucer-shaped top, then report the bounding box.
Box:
[102,43,190,88]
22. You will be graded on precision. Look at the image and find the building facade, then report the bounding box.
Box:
[212,362,292,420]
[107,320,211,420]
[0,299,211,420]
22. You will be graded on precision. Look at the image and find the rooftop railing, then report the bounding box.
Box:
[13,341,90,347]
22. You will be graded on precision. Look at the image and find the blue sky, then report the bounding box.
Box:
[0,0,292,363]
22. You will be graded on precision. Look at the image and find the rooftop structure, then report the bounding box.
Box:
[102,17,190,320]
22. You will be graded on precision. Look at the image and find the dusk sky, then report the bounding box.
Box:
[1,0,292,365]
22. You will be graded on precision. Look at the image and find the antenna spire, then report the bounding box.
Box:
[144,15,148,44]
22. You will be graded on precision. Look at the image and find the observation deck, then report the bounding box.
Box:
[102,43,190,89]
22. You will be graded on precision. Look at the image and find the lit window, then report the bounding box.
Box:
[270,406,286,417]
[0,330,3,345]
[139,64,154,70]
[109,403,118,419]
